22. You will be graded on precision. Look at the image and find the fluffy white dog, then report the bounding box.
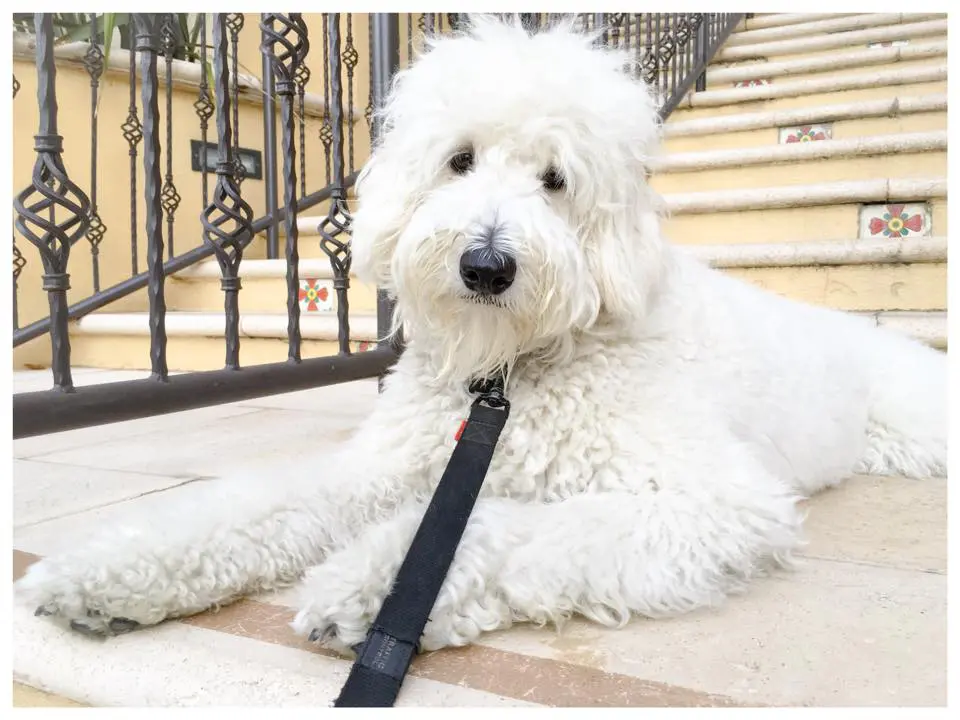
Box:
[18,16,946,656]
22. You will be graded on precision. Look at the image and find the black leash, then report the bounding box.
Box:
[333,375,511,707]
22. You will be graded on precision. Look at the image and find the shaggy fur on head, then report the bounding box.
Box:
[17,15,946,667]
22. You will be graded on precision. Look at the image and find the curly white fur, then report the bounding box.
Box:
[17,16,946,658]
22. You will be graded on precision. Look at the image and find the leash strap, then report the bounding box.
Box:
[333,377,511,707]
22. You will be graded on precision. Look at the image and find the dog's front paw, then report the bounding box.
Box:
[291,561,390,653]
[16,553,170,638]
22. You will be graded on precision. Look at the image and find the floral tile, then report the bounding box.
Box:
[298,278,334,312]
[354,340,377,353]
[867,40,909,48]
[859,203,930,240]
[778,123,833,144]
[733,78,770,88]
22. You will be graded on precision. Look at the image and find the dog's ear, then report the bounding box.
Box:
[584,205,665,324]
[349,146,414,293]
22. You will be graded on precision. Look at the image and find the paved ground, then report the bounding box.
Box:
[12,368,947,707]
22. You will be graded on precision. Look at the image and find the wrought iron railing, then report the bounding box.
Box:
[12,12,743,438]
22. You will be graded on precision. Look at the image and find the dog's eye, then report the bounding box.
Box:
[541,167,566,192]
[449,149,475,175]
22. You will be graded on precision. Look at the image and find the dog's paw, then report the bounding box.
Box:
[290,562,386,653]
[16,555,167,639]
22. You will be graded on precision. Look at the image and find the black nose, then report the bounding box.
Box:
[459,248,517,295]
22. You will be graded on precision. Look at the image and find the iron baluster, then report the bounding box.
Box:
[13,74,23,330]
[135,14,169,380]
[122,22,143,276]
[82,13,106,292]
[202,14,255,371]
[293,50,311,198]
[260,14,280,261]
[159,14,181,260]
[343,15,358,174]
[225,13,246,187]
[318,13,352,356]
[13,13,91,391]
[194,14,214,209]
[260,13,309,364]
[319,14,332,184]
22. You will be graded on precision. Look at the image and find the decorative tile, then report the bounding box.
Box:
[859,203,930,240]
[868,40,909,48]
[778,123,833,144]
[354,340,377,353]
[733,78,770,88]
[298,278,334,312]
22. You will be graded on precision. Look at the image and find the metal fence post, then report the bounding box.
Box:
[369,13,401,390]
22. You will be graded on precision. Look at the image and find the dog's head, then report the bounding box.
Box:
[351,15,666,381]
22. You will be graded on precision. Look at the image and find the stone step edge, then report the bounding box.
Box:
[663,93,946,139]
[715,18,947,62]
[867,310,946,349]
[738,13,879,32]
[181,236,947,283]
[679,64,946,111]
[664,177,946,215]
[727,13,943,47]
[11,35,360,123]
[707,40,946,85]
[686,237,947,269]
[71,312,379,342]
[651,130,946,174]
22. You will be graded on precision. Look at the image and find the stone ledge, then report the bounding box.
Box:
[663,177,947,215]
[715,18,947,62]
[664,94,946,138]
[680,64,946,110]
[652,130,945,173]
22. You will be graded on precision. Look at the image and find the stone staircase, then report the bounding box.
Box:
[68,12,947,370]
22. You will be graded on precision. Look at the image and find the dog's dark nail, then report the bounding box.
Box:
[35,605,53,617]
[109,617,140,634]
[309,628,322,642]
[70,619,104,638]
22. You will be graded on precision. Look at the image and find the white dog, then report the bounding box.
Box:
[18,16,946,656]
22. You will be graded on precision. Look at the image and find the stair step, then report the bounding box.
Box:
[869,310,945,349]
[707,40,946,85]
[687,237,946,268]
[679,64,946,112]
[72,311,379,342]
[715,18,947,62]
[653,130,945,173]
[663,177,946,216]
[169,259,377,314]
[727,13,943,47]
[664,93,946,140]
[738,13,870,32]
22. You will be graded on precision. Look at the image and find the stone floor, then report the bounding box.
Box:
[11,368,948,707]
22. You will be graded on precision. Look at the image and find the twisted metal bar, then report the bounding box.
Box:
[13,73,23,330]
[135,14,169,380]
[260,13,309,363]
[160,14,181,259]
[226,13,246,187]
[122,22,143,276]
[13,13,91,391]
[293,53,310,198]
[202,14,255,371]
[82,13,106,292]
[343,15,358,173]
[319,13,332,183]
[318,13,352,355]
[194,14,214,209]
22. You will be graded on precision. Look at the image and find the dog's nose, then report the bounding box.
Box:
[459,248,517,295]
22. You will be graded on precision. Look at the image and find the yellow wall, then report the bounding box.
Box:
[13,13,439,368]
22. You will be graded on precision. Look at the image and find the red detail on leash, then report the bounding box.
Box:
[455,420,466,441]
